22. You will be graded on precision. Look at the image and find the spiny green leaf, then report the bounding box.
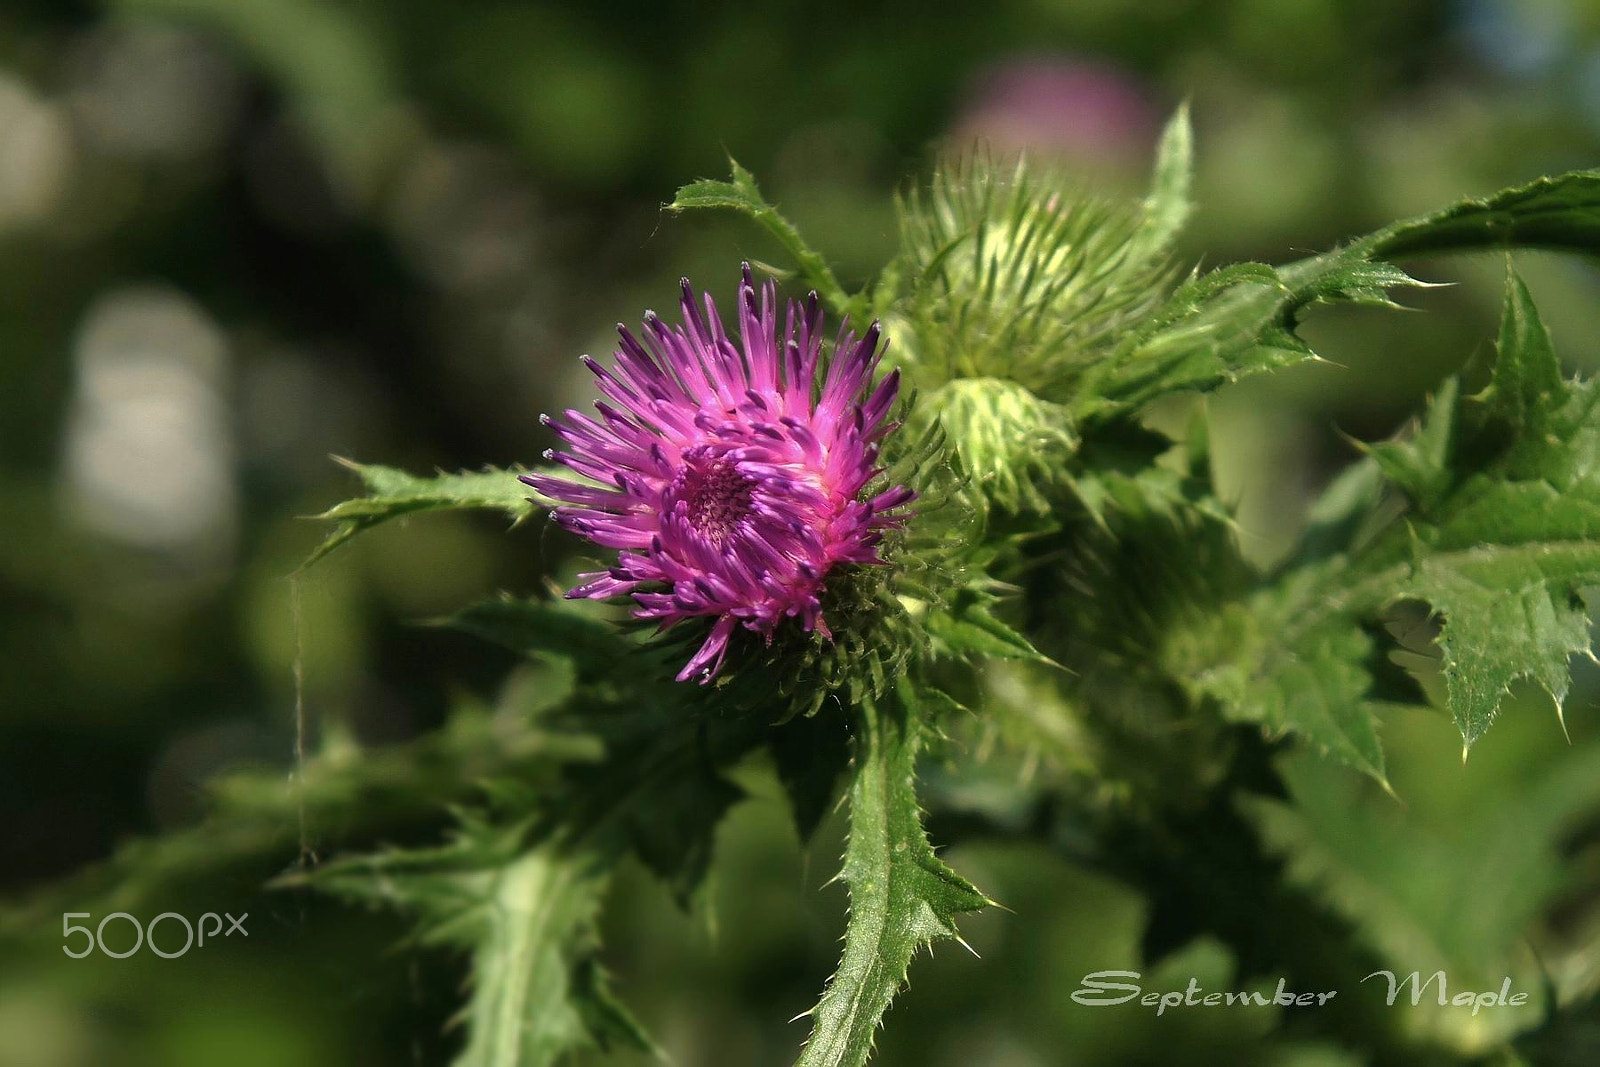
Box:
[315,462,541,521]
[1471,267,1600,486]
[1166,565,1388,783]
[768,706,853,841]
[304,461,542,570]
[1379,274,1599,748]
[668,158,857,319]
[1078,255,1425,418]
[1072,268,1600,769]
[1026,410,1388,780]
[1370,169,1600,260]
[1361,377,1459,512]
[281,597,762,1062]
[301,827,651,1067]
[1394,544,1600,749]
[795,686,988,1067]
[0,686,603,940]
[1276,270,1600,754]
[923,585,1049,665]
[442,594,649,686]
[1431,477,1600,550]
[1241,737,1600,1048]
[1077,167,1600,416]
[1487,269,1567,432]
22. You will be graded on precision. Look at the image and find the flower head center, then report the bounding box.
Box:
[672,451,755,541]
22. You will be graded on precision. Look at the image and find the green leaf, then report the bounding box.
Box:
[446,597,758,871]
[768,707,852,842]
[1360,377,1459,511]
[1472,267,1599,485]
[668,159,857,319]
[923,586,1050,664]
[304,461,542,569]
[1394,544,1599,749]
[302,824,651,1067]
[1074,168,1600,420]
[795,687,989,1067]
[1381,274,1600,748]
[1078,254,1424,417]
[1034,412,1389,779]
[462,602,760,902]
[280,593,763,1062]
[0,691,603,941]
[1487,269,1568,432]
[1267,270,1600,755]
[1241,731,1600,1048]
[442,594,647,686]
[1132,102,1193,261]
[1370,169,1600,260]
[1167,566,1388,783]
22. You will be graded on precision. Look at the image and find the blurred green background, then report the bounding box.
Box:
[3,1,1600,1064]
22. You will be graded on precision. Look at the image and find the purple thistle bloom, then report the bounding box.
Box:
[522,266,911,684]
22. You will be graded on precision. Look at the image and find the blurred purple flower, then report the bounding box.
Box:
[524,266,909,683]
[951,55,1156,169]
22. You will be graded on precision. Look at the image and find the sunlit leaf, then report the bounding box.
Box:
[1371,170,1600,260]
[302,825,652,1067]
[304,462,543,569]
[795,686,988,1067]
[668,158,858,319]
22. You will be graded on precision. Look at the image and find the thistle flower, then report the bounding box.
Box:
[523,266,910,683]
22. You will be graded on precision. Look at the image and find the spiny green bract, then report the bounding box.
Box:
[913,377,1077,514]
[882,153,1177,397]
